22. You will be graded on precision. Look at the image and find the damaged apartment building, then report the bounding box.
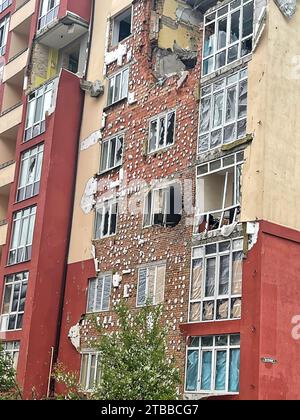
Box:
[0,0,300,400]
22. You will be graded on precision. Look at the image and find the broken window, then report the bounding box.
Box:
[137,264,166,307]
[148,110,176,153]
[189,238,243,323]
[112,7,132,46]
[199,68,248,153]
[17,144,44,202]
[25,81,54,141]
[87,274,112,313]
[144,183,182,228]
[107,67,129,106]
[0,272,28,332]
[202,0,254,76]
[80,352,101,391]
[186,334,240,393]
[0,15,9,56]
[1,341,20,371]
[100,134,124,173]
[38,0,60,31]
[195,152,244,234]
[8,207,36,265]
[94,200,118,239]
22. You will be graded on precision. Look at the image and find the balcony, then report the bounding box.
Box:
[0,161,15,190]
[10,0,36,32]
[0,221,8,247]
[36,0,92,49]
[0,103,23,136]
[3,48,29,83]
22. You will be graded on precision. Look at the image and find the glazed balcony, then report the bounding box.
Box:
[36,0,92,49]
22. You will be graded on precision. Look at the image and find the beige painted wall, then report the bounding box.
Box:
[242,1,300,231]
[68,0,133,264]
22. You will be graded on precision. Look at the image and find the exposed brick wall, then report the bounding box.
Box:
[80,0,204,392]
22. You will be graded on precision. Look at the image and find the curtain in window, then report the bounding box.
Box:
[155,265,166,304]
[186,350,199,391]
[229,349,240,392]
[200,351,212,390]
[191,259,203,300]
[215,350,227,390]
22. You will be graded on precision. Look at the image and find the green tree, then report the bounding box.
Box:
[0,342,22,400]
[54,301,180,400]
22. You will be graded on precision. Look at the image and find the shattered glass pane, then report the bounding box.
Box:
[228,44,238,64]
[227,72,238,85]
[159,116,166,147]
[149,120,157,152]
[217,17,227,50]
[213,93,223,127]
[216,335,228,346]
[226,86,237,122]
[216,51,226,69]
[204,23,215,58]
[199,134,209,153]
[166,111,175,145]
[238,79,248,118]
[201,85,212,96]
[109,138,116,168]
[210,129,222,148]
[241,37,252,57]
[115,136,123,166]
[200,97,211,133]
[230,10,240,43]
[213,78,225,92]
[206,243,217,254]
[203,57,214,75]
[224,123,236,144]
[219,241,230,252]
[237,119,247,138]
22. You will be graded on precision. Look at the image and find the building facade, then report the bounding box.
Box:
[1,0,300,400]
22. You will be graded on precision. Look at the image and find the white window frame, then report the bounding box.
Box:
[111,6,133,46]
[38,0,60,31]
[0,15,9,56]
[195,151,244,234]
[0,272,28,332]
[202,0,254,77]
[143,182,182,228]
[94,200,118,240]
[2,341,20,370]
[100,133,124,174]
[199,68,248,153]
[17,144,44,202]
[0,0,12,14]
[107,67,129,106]
[136,264,166,307]
[80,352,101,392]
[8,207,37,265]
[25,81,54,142]
[86,274,112,313]
[148,110,176,153]
[185,334,240,394]
[189,238,243,323]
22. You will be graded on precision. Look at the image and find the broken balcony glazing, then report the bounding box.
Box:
[195,151,244,234]
[199,67,248,152]
[202,0,254,77]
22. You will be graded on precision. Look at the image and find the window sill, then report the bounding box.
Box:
[98,164,122,176]
[103,97,128,112]
[147,143,175,157]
